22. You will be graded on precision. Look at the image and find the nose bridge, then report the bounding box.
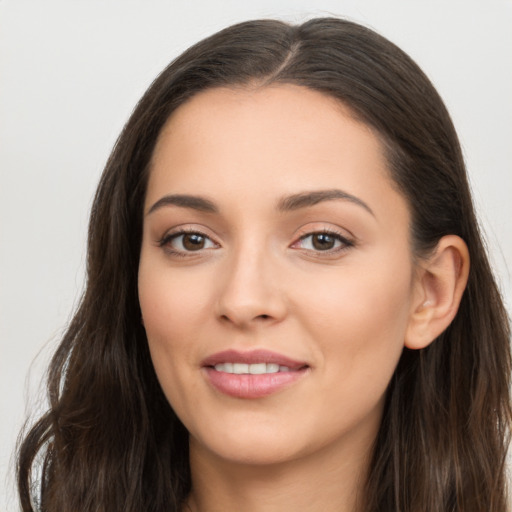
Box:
[215,236,285,326]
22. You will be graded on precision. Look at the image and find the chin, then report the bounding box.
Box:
[189,422,312,467]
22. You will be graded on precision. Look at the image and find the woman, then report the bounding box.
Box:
[17,17,511,512]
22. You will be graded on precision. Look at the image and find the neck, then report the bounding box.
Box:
[184,430,375,512]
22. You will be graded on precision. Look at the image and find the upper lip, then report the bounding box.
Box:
[201,349,308,371]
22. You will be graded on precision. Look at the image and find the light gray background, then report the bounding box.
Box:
[1,1,511,509]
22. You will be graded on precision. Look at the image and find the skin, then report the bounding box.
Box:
[138,85,469,511]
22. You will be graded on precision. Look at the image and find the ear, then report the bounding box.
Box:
[405,235,470,350]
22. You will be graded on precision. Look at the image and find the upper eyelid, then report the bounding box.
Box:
[293,231,354,248]
[162,230,214,242]
[293,222,355,241]
[159,225,218,242]
[298,230,350,241]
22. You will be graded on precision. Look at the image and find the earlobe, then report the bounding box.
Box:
[405,235,470,350]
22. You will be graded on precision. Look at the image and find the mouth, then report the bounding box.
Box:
[201,349,309,399]
[211,362,294,374]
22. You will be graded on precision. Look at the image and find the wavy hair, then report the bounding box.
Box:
[17,18,511,511]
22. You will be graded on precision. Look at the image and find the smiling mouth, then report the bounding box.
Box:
[202,350,309,398]
[212,362,294,374]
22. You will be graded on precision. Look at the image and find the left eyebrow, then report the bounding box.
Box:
[277,189,375,216]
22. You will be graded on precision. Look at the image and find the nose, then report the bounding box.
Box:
[215,244,287,328]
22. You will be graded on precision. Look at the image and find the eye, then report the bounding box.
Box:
[160,230,218,254]
[294,231,354,253]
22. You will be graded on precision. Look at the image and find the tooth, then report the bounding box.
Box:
[249,363,266,374]
[214,362,293,374]
[233,363,249,374]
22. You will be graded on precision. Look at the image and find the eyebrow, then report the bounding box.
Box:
[146,194,218,215]
[146,189,374,217]
[277,189,374,216]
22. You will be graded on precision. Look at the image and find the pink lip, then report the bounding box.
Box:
[201,349,309,399]
[201,349,306,369]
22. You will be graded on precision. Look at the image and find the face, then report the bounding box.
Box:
[138,85,418,468]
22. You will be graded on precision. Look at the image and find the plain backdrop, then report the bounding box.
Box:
[1,1,511,509]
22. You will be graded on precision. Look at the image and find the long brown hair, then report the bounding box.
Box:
[17,18,511,511]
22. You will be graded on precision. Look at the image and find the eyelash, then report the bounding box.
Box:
[294,229,354,255]
[158,228,354,257]
[158,228,219,258]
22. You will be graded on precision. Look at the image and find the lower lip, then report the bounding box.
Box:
[203,367,308,398]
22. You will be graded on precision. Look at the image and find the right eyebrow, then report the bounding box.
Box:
[146,194,218,216]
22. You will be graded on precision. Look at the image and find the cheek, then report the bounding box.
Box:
[292,259,413,388]
[138,262,210,399]
[139,258,213,342]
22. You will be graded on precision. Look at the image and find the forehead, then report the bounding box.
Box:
[152,85,376,169]
[146,85,405,222]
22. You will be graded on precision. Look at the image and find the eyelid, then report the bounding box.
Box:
[294,231,353,248]
[292,222,355,242]
[158,223,218,240]
[157,225,220,255]
[290,224,356,255]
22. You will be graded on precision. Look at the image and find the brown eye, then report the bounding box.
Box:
[312,233,336,250]
[182,233,206,251]
[162,231,217,253]
[294,231,353,254]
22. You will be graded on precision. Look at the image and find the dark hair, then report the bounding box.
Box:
[17,18,511,511]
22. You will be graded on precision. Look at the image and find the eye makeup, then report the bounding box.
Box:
[156,224,356,261]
